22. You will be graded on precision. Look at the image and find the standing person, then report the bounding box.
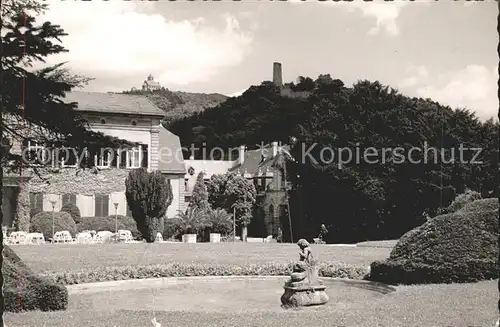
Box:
[277,227,283,243]
[318,224,328,243]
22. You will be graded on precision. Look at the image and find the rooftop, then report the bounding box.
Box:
[63,91,165,117]
[231,144,291,176]
[158,126,186,175]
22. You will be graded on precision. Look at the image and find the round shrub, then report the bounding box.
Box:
[30,207,42,219]
[30,211,77,240]
[369,198,498,285]
[3,245,68,312]
[60,202,81,220]
[77,215,141,239]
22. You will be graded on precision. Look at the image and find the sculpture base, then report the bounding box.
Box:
[280,283,329,307]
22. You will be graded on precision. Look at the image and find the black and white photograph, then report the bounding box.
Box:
[1,0,499,326]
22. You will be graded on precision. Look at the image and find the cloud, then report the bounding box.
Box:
[288,1,408,36]
[346,2,408,36]
[399,65,429,87]
[412,65,498,120]
[36,1,253,91]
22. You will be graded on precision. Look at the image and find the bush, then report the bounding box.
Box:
[30,207,42,219]
[60,202,81,220]
[77,215,141,239]
[446,189,482,214]
[30,211,76,240]
[369,198,499,285]
[4,245,68,312]
[163,217,184,240]
[45,261,369,285]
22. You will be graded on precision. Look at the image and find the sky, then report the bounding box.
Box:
[37,0,498,120]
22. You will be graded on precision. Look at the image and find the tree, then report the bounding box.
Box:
[125,169,173,242]
[1,2,134,321]
[189,171,210,212]
[207,172,256,241]
[176,207,211,237]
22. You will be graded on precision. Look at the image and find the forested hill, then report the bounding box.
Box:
[122,88,228,124]
[168,74,498,243]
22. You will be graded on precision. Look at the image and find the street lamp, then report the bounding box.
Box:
[233,206,236,242]
[113,202,119,235]
[50,199,57,243]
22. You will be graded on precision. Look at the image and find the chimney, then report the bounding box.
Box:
[272,141,278,157]
[239,145,245,165]
[273,62,282,87]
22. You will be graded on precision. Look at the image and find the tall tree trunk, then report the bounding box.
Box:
[241,225,247,242]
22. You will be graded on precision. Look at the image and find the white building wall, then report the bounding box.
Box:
[166,178,181,218]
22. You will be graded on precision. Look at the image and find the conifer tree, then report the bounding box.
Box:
[125,168,172,242]
[1,2,134,320]
[189,171,210,212]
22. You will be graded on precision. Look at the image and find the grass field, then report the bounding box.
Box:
[12,242,393,274]
[4,279,497,327]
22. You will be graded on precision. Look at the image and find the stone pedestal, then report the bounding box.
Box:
[280,282,329,307]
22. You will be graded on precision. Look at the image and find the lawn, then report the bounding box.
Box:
[4,278,497,327]
[12,242,392,274]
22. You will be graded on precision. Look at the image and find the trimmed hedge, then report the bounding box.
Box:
[60,203,81,220]
[44,261,369,285]
[76,215,141,239]
[4,246,68,312]
[369,198,499,285]
[30,211,77,240]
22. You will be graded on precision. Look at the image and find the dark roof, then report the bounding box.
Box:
[158,126,186,175]
[230,144,291,176]
[144,80,160,86]
[63,91,165,117]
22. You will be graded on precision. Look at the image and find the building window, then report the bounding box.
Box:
[29,192,43,213]
[184,196,191,203]
[94,194,109,217]
[23,140,49,166]
[119,148,127,168]
[127,146,142,168]
[184,179,189,192]
[59,147,78,167]
[62,194,76,206]
[95,149,113,168]
[141,145,148,168]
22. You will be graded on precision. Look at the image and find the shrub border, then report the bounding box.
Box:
[41,261,370,285]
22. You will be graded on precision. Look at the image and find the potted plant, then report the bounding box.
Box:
[207,209,232,243]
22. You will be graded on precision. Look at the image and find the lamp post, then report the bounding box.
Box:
[113,202,119,235]
[50,200,56,243]
[232,205,236,242]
